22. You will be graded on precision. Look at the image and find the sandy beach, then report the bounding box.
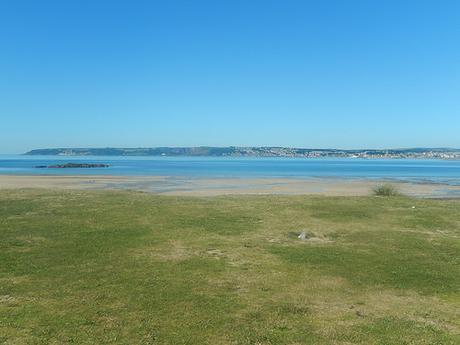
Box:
[0,174,459,198]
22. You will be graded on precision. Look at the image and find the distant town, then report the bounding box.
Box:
[25,147,460,160]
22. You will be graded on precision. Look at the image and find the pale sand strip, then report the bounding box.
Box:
[1,174,459,198]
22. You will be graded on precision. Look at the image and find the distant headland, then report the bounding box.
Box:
[25,147,460,159]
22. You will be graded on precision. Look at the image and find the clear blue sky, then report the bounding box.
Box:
[1,0,459,153]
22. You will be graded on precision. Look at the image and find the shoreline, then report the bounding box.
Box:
[1,174,460,198]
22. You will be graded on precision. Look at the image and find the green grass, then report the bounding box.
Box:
[1,189,459,344]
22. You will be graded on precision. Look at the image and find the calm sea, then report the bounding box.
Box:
[1,155,460,185]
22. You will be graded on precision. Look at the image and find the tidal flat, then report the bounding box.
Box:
[1,189,459,344]
[1,174,460,198]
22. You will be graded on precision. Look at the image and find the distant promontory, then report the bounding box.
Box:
[25,147,460,159]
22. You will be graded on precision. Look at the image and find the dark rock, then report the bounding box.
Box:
[35,163,109,169]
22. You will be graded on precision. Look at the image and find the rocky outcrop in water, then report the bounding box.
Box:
[35,163,109,168]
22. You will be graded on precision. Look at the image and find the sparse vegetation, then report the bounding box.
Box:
[1,189,459,344]
[373,184,400,197]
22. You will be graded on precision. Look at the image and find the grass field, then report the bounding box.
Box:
[1,189,459,344]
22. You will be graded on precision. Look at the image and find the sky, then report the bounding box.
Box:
[0,0,459,153]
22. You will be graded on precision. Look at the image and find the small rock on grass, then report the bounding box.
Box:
[298,232,308,240]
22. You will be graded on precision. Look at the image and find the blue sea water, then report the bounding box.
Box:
[1,155,460,185]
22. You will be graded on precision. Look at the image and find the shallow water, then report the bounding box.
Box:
[1,155,460,185]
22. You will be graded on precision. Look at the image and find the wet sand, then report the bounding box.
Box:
[1,174,459,198]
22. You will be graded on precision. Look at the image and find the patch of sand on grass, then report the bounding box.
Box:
[259,227,336,247]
